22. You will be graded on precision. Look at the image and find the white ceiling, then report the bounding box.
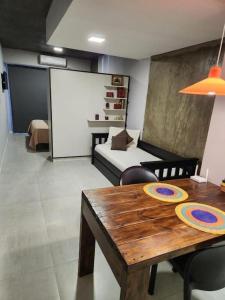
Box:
[47,0,225,59]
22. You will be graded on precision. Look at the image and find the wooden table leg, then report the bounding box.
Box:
[120,267,149,300]
[78,212,96,277]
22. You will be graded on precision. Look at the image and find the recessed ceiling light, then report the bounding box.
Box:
[88,36,105,44]
[53,47,63,53]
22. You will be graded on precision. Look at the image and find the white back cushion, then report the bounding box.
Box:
[106,127,140,148]
[106,127,124,144]
[126,128,141,148]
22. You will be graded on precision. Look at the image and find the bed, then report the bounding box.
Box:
[28,120,49,150]
[92,132,198,186]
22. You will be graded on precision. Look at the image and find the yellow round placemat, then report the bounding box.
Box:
[143,182,188,203]
[175,202,225,235]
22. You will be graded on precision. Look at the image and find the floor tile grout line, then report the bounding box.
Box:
[34,160,62,299]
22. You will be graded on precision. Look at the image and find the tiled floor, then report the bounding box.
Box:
[0,134,224,300]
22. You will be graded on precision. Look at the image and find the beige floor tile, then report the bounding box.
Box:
[0,277,20,300]
[55,246,120,300]
[19,268,60,300]
[47,222,80,265]
[41,195,81,227]
[0,226,53,280]
[0,134,223,300]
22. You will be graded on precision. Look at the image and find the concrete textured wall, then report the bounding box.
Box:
[143,46,222,160]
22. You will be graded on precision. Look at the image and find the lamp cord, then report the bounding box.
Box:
[216,23,225,66]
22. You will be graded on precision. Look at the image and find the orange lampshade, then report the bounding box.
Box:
[179,66,225,96]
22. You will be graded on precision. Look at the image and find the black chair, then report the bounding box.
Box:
[149,245,225,300]
[120,165,158,186]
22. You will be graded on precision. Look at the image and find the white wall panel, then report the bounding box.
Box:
[50,69,128,158]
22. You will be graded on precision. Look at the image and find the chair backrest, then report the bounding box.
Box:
[187,245,225,291]
[120,166,158,186]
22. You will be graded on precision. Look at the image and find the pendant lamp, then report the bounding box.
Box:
[179,24,225,96]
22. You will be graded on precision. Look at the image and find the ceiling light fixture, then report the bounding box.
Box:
[179,23,225,96]
[53,47,63,53]
[88,36,105,44]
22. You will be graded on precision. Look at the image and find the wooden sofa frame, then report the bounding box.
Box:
[92,133,198,186]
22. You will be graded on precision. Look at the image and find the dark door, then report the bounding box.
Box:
[8,65,48,133]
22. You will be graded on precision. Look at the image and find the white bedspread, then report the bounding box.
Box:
[95,143,161,172]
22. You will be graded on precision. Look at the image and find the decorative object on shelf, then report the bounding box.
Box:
[179,23,225,96]
[112,75,124,86]
[118,99,125,109]
[117,87,126,98]
[144,182,188,203]
[105,116,109,120]
[114,115,124,121]
[175,202,225,235]
[114,103,122,109]
[106,91,114,97]
[221,179,225,192]
[106,102,110,109]
[95,114,99,120]
[119,99,125,109]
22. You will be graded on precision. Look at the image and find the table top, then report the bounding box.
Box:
[82,179,225,269]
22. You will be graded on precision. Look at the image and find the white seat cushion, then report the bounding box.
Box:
[95,143,161,172]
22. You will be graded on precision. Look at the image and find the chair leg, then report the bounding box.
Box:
[184,281,192,300]
[148,264,158,295]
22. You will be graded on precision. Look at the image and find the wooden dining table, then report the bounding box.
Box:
[78,179,225,300]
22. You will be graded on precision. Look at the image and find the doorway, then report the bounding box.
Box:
[8,65,48,133]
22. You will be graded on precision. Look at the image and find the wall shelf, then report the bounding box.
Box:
[88,119,125,127]
[104,97,127,102]
[88,119,125,123]
[87,77,128,128]
[104,109,126,115]
[104,85,128,90]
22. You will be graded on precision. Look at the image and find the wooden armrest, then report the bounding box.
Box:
[138,140,183,161]
[91,133,109,164]
[141,158,198,181]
